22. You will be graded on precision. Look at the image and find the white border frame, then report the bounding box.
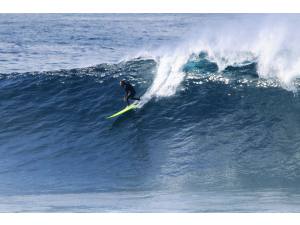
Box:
[1,0,300,13]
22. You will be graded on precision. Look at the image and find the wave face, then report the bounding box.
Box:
[1,57,300,211]
[1,14,300,212]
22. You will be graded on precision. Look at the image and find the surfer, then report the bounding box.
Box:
[120,79,140,106]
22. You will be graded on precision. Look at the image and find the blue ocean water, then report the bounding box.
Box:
[1,14,300,212]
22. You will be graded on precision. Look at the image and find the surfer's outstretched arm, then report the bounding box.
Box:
[132,97,140,101]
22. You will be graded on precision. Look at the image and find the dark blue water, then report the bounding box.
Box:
[1,14,300,212]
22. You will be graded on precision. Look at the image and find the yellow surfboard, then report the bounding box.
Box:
[106,103,138,119]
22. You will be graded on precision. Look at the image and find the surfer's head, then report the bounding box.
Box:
[120,79,126,87]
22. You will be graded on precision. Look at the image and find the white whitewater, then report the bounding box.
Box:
[138,15,300,106]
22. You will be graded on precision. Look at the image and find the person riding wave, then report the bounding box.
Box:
[120,79,140,106]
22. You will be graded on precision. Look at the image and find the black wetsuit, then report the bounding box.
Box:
[123,82,140,105]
